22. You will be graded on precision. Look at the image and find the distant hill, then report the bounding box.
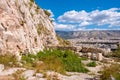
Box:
[56,30,120,39]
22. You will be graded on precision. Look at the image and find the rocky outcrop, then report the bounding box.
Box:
[0,0,59,55]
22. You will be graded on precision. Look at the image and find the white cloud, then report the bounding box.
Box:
[45,8,120,31]
[74,27,86,31]
[58,10,89,23]
[54,22,75,31]
[57,8,120,28]
[79,21,91,26]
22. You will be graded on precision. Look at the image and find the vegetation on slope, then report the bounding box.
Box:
[0,49,88,74]
[106,44,120,59]
[30,0,34,3]
[0,54,18,67]
[86,61,96,67]
[100,63,120,80]
[22,49,88,74]
[112,44,120,58]
[36,23,50,35]
[44,10,51,17]
[56,34,71,46]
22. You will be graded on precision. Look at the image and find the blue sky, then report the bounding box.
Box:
[35,0,120,31]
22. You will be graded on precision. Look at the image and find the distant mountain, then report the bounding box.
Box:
[56,30,120,39]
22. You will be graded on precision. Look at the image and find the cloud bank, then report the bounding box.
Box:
[55,8,120,31]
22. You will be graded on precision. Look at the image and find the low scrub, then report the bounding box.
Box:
[22,49,88,74]
[12,70,25,80]
[0,54,17,67]
[106,45,120,58]
[87,61,96,67]
[56,34,71,46]
[112,45,120,58]
[100,63,120,80]
[44,10,51,17]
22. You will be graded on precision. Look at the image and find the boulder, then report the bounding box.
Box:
[96,53,103,61]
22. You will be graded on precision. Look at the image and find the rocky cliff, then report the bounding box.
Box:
[0,0,59,55]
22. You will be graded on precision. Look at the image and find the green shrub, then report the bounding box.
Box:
[29,0,34,7]
[35,6,40,14]
[37,49,88,73]
[0,54,17,67]
[80,57,88,60]
[30,0,34,3]
[44,10,51,17]
[56,34,71,46]
[113,45,120,58]
[21,53,38,69]
[22,53,37,63]
[29,2,33,7]
[39,55,65,73]
[21,49,89,73]
[108,45,120,58]
[101,63,120,80]
[87,61,96,67]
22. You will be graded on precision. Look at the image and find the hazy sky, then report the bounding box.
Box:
[35,0,120,31]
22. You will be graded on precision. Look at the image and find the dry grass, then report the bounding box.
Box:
[12,70,26,80]
[101,63,120,80]
[0,54,18,67]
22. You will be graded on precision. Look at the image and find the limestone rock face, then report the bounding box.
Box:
[0,0,59,55]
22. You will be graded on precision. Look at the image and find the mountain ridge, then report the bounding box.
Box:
[56,30,120,39]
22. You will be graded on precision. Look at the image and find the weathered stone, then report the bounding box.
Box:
[91,53,97,60]
[27,76,37,80]
[0,0,59,55]
[36,73,43,78]
[22,70,35,79]
[0,75,15,80]
[96,53,103,61]
[102,58,114,63]
[87,53,92,59]
[38,78,47,80]
[0,64,4,72]
[46,71,93,80]
[16,62,23,67]
[0,68,26,76]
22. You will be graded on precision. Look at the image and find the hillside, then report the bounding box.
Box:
[56,30,120,40]
[0,0,59,55]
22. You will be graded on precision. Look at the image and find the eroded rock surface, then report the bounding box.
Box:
[0,0,59,55]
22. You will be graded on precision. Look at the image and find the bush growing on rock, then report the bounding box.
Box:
[30,0,34,2]
[100,63,120,80]
[44,10,51,17]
